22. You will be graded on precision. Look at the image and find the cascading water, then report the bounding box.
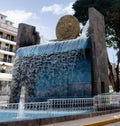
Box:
[17,86,26,118]
[11,21,91,102]
[0,19,95,123]
[81,20,89,38]
[0,6,112,125]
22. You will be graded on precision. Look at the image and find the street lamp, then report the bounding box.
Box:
[1,63,6,73]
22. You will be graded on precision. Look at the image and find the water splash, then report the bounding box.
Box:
[17,86,25,118]
[81,20,89,38]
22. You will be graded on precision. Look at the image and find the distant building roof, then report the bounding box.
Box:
[0,13,7,18]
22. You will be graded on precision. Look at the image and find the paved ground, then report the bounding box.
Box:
[43,112,120,126]
[104,121,120,126]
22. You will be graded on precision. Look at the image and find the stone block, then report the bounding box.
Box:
[16,23,40,50]
[89,8,109,95]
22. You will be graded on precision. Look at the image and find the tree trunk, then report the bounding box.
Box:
[108,56,115,91]
[115,53,120,92]
[115,64,119,92]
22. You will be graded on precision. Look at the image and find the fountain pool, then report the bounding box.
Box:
[0,110,92,122]
[0,97,94,123]
[0,8,110,125]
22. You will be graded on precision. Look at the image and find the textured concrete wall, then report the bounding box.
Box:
[89,8,109,95]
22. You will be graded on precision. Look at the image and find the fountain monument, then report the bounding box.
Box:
[10,8,109,103]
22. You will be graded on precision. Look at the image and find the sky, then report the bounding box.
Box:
[0,0,75,40]
[0,0,117,63]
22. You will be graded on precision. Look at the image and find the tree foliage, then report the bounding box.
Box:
[73,0,120,49]
[73,0,120,91]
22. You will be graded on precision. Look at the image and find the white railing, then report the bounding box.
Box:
[0,103,18,110]
[94,93,120,111]
[0,93,120,113]
[0,21,17,33]
[48,98,93,112]
[24,102,48,111]
[0,98,94,112]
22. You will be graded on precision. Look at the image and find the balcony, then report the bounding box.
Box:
[0,48,15,56]
[0,46,15,53]
[0,36,16,45]
[0,72,12,81]
[0,58,13,63]
[0,21,17,33]
[0,69,12,74]
[0,59,13,67]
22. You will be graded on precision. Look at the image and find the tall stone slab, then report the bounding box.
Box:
[16,23,40,50]
[89,8,109,95]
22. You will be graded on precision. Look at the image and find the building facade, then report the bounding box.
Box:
[0,13,17,94]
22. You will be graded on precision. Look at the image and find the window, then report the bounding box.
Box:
[1,16,3,20]
[3,55,7,62]
[11,36,14,41]
[0,42,1,49]
[0,81,2,90]
[5,44,9,51]
[0,32,3,38]
[6,34,10,40]
[8,55,12,63]
[9,45,13,52]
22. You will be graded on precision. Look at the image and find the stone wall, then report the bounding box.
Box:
[89,8,109,95]
[16,23,40,50]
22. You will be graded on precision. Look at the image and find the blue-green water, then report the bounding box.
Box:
[12,36,92,102]
[0,110,91,122]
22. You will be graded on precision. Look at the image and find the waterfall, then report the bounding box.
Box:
[16,36,89,59]
[12,21,91,102]
[81,20,89,38]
